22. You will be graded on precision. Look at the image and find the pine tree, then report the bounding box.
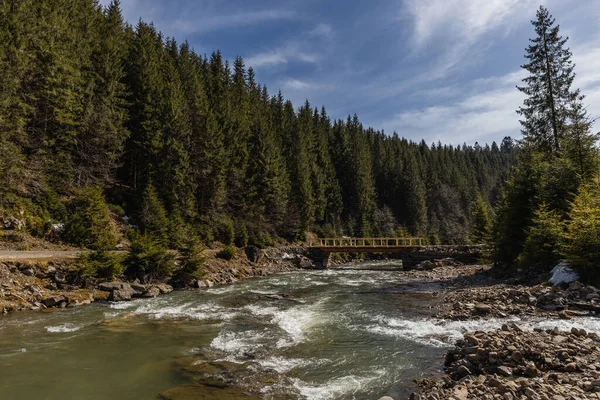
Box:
[563,180,600,283]
[517,6,582,154]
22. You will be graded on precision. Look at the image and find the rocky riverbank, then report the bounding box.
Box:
[412,324,600,400]
[0,246,311,314]
[401,261,600,400]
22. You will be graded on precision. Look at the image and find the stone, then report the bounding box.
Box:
[452,385,468,400]
[142,286,160,298]
[54,272,67,283]
[525,365,539,377]
[244,246,263,263]
[565,362,577,372]
[474,303,492,314]
[378,397,395,400]
[497,366,512,376]
[108,287,135,301]
[558,310,572,320]
[464,334,479,346]
[154,283,173,294]
[457,365,472,378]
[98,281,131,292]
[131,283,148,294]
[42,295,66,307]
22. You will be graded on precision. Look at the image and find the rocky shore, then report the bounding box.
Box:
[0,245,311,314]
[413,324,600,400]
[400,261,600,400]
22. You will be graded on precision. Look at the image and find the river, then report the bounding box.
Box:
[2,261,600,400]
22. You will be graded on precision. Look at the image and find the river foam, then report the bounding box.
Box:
[368,315,600,347]
[45,323,84,333]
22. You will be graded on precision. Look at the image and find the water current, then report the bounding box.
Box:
[2,260,600,399]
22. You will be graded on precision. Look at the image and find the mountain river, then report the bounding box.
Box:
[2,260,600,399]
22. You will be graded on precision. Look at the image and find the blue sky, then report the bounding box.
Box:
[99,0,600,145]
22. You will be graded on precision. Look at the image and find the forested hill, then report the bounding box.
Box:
[0,0,515,249]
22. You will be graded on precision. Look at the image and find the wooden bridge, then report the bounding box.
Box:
[309,237,425,253]
[309,237,427,268]
[307,237,484,268]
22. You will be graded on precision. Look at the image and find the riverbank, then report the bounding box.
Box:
[406,262,600,400]
[0,245,311,314]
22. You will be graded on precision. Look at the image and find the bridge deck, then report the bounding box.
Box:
[309,237,425,253]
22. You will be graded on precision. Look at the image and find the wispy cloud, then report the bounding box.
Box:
[405,0,538,50]
[246,42,320,68]
[170,9,296,35]
[309,23,333,38]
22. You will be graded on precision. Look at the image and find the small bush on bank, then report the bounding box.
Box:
[215,218,235,245]
[518,203,564,270]
[124,235,176,281]
[563,181,600,284]
[172,236,205,285]
[76,251,125,279]
[216,246,235,260]
[62,187,118,250]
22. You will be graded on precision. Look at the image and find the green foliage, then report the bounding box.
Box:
[518,203,564,269]
[0,0,517,248]
[62,187,118,250]
[471,194,492,244]
[214,218,235,245]
[139,183,169,245]
[124,234,176,281]
[563,181,600,283]
[216,246,235,260]
[76,250,125,279]
[234,221,248,248]
[172,235,204,285]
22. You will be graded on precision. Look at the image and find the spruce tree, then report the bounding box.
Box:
[517,6,583,154]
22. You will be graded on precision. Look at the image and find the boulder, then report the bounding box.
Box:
[245,246,263,263]
[98,281,131,292]
[154,283,173,294]
[108,288,135,301]
[42,295,66,307]
[474,303,492,314]
[142,286,161,298]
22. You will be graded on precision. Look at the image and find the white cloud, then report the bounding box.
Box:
[405,0,539,49]
[309,23,333,38]
[170,9,296,35]
[246,42,320,68]
[379,79,525,145]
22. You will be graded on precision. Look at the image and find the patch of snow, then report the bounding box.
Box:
[549,261,579,286]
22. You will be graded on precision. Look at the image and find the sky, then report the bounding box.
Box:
[99,0,600,145]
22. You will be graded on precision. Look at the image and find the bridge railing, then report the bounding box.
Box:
[310,237,425,247]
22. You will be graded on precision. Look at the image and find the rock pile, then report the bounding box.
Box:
[97,281,173,301]
[441,280,600,320]
[414,324,600,400]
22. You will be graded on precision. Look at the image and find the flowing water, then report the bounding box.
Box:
[2,261,600,400]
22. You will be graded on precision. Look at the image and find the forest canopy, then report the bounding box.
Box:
[0,0,515,249]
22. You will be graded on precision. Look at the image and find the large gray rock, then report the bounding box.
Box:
[108,287,135,301]
[43,295,67,307]
[98,281,131,292]
[154,283,173,294]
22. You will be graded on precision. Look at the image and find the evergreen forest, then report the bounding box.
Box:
[0,0,516,252]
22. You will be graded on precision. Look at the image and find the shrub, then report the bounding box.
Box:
[216,246,235,260]
[172,236,205,285]
[563,181,600,284]
[518,203,564,269]
[76,250,125,279]
[234,221,248,248]
[139,183,169,245]
[124,235,176,281]
[215,218,235,245]
[62,187,118,250]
